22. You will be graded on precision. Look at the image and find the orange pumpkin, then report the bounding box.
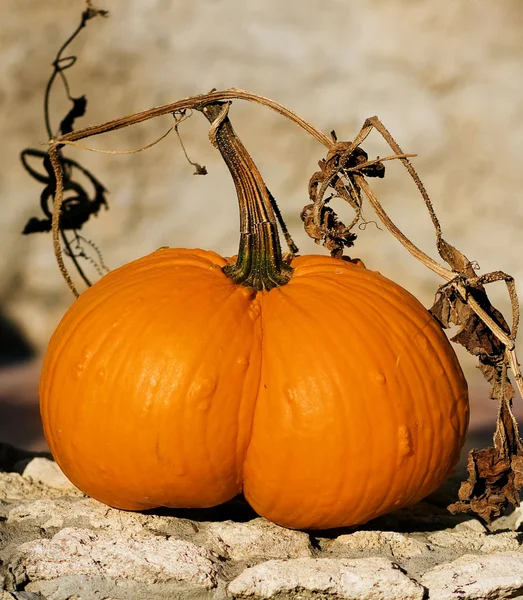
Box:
[40,103,469,529]
[40,248,468,529]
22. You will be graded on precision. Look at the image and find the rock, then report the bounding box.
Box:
[421,552,523,600]
[4,446,523,599]
[480,532,522,554]
[0,472,67,502]
[0,455,83,503]
[454,519,487,533]
[0,593,42,600]
[490,505,523,532]
[9,527,219,590]
[428,529,521,553]
[228,557,425,599]
[6,497,197,539]
[21,458,78,493]
[331,530,429,559]
[207,518,312,561]
[23,576,217,600]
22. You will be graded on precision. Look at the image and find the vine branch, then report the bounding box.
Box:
[22,1,109,288]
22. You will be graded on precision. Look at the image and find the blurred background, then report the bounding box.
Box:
[1,0,523,453]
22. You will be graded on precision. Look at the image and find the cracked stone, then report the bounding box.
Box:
[6,497,195,538]
[421,552,523,600]
[330,530,429,559]
[9,527,219,589]
[428,529,521,553]
[228,557,425,599]
[207,518,312,561]
[20,458,79,493]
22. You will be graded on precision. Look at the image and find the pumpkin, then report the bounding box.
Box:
[40,103,469,530]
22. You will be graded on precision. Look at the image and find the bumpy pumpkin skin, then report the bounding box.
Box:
[244,255,469,529]
[40,249,262,510]
[40,249,468,528]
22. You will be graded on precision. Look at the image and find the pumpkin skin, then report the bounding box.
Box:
[40,248,468,529]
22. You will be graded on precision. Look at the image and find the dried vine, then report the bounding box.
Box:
[21,1,109,292]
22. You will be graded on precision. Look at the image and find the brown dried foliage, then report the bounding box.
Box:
[301,142,384,257]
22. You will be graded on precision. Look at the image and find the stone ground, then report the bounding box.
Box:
[1,443,523,600]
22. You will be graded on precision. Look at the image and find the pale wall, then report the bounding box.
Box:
[2,0,523,403]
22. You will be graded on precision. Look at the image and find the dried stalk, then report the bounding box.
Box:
[57,123,176,154]
[49,88,330,296]
[57,89,332,147]
[48,144,78,296]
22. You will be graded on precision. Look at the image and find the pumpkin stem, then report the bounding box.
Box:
[198,102,293,291]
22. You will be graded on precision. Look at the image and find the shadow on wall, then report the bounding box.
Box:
[0,313,44,451]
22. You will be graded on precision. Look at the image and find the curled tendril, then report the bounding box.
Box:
[21,3,109,288]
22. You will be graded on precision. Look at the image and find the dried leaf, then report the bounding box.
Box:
[301,203,357,257]
[432,278,522,520]
[449,445,523,523]
[303,139,386,259]
[437,238,477,278]
[448,357,523,522]
[479,356,515,402]
[430,286,509,359]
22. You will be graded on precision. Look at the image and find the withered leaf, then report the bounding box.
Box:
[431,265,522,522]
[437,238,477,278]
[448,446,522,523]
[479,356,515,402]
[301,203,357,258]
[304,140,385,259]
[430,285,509,358]
[448,377,523,522]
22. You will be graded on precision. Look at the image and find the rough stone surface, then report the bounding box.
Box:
[428,529,522,553]
[207,519,313,562]
[2,448,523,599]
[10,527,218,587]
[227,557,424,599]
[0,472,71,502]
[331,530,429,559]
[20,458,79,493]
[6,497,192,537]
[421,552,523,600]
